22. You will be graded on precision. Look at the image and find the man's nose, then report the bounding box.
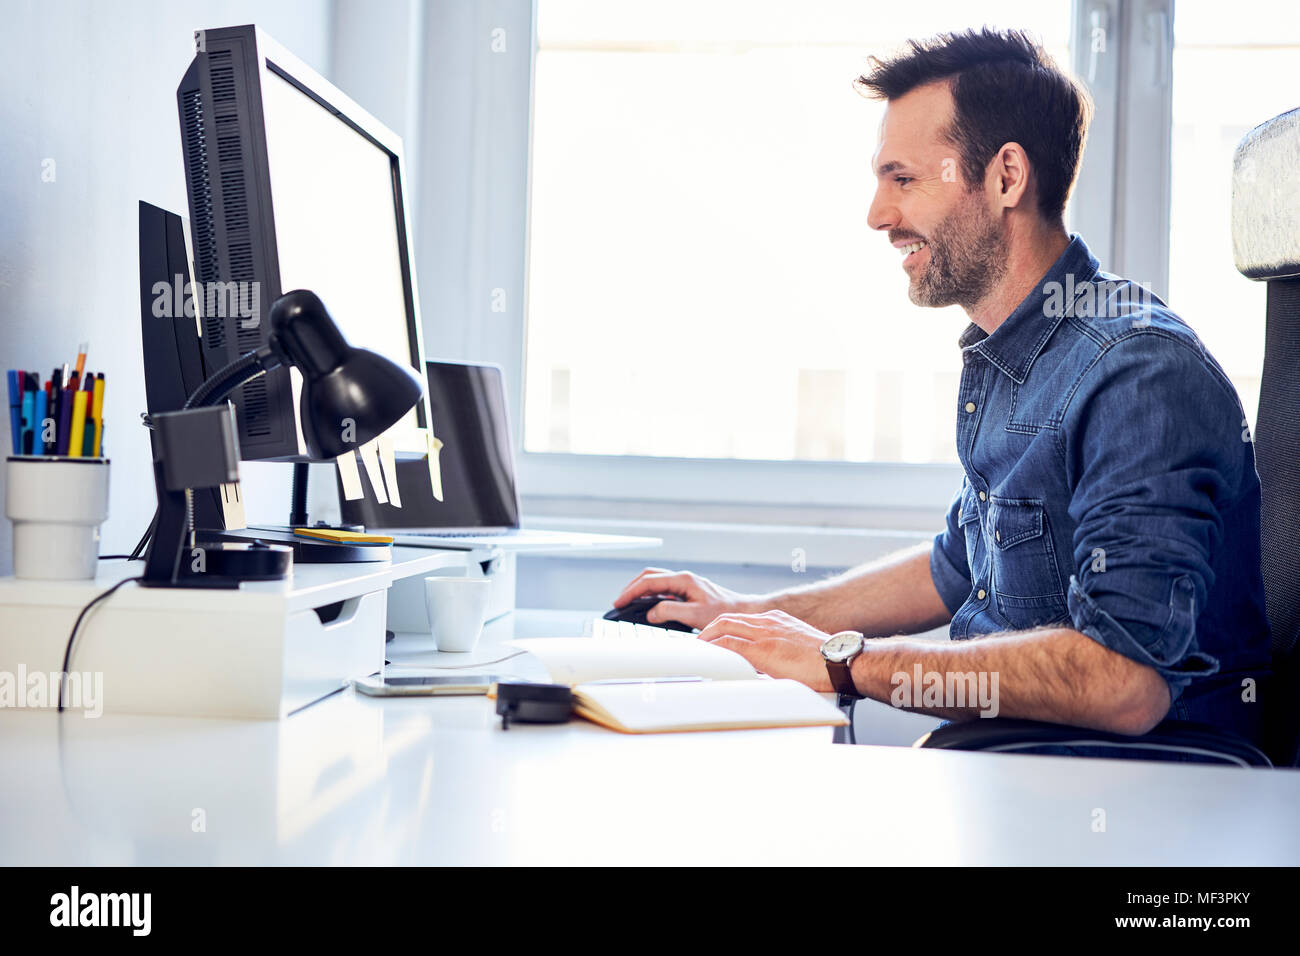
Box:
[867,187,896,233]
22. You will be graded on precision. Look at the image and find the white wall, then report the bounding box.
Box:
[0,0,332,571]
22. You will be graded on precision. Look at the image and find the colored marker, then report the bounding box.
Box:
[56,384,74,455]
[33,387,47,455]
[20,381,34,455]
[80,375,95,456]
[91,374,105,457]
[6,370,19,455]
[68,389,88,458]
[48,368,62,452]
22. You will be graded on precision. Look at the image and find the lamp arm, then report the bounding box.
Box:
[184,346,282,409]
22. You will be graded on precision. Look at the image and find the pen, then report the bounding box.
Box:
[80,375,95,457]
[68,389,88,459]
[74,342,87,382]
[33,386,47,455]
[91,374,105,457]
[6,370,19,455]
[56,383,74,455]
[48,368,62,452]
[20,379,35,455]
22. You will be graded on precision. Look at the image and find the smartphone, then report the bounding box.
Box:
[352,674,502,697]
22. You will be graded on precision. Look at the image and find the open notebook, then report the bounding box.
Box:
[507,636,848,734]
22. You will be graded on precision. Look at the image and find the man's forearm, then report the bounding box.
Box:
[848,626,1172,735]
[764,542,952,637]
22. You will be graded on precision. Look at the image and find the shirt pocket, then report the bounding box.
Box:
[987,495,1068,623]
[958,484,981,574]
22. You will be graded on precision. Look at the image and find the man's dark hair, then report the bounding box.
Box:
[856,28,1092,223]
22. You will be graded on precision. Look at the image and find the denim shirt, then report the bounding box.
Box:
[929,235,1271,741]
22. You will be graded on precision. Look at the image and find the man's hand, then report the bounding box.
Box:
[696,610,837,693]
[612,568,764,631]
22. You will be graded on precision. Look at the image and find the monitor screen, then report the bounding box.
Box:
[339,361,520,530]
[259,65,424,454]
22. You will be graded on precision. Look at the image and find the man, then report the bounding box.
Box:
[611,28,1270,749]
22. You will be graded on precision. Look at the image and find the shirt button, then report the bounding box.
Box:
[978,491,987,501]
[977,588,987,600]
[964,402,977,413]
[995,530,1001,542]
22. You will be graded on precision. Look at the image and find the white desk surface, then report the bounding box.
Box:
[3,608,1298,866]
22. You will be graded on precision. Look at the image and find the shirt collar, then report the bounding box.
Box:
[958,234,1101,384]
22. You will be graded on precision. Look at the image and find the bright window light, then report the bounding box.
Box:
[525,0,1072,463]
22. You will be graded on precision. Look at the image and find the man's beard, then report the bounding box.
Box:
[908,195,1008,310]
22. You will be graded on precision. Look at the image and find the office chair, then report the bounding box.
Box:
[917,106,1300,769]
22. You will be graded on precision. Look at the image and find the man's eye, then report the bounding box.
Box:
[895,176,913,186]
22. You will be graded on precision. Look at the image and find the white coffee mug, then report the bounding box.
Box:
[5,456,111,580]
[424,576,492,652]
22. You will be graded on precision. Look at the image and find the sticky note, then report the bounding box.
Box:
[377,429,401,508]
[357,437,388,505]
[336,449,364,501]
[427,431,444,502]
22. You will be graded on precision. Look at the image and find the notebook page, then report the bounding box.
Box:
[507,635,759,685]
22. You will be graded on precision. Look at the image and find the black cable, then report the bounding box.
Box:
[128,506,158,560]
[58,576,143,713]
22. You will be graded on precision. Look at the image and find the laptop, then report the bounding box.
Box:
[338,360,657,552]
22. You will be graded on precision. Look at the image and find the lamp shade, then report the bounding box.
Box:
[268,290,424,459]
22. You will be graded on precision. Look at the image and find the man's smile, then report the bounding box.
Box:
[893,237,930,270]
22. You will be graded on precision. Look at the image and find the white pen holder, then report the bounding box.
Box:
[5,456,110,580]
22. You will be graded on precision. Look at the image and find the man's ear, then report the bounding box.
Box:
[988,142,1032,211]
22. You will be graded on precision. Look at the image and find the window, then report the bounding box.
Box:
[1168,1,1300,431]
[525,1,1073,466]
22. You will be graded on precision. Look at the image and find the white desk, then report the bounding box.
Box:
[2,608,1299,865]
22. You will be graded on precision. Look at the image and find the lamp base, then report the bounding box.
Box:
[207,526,390,564]
[140,540,292,588]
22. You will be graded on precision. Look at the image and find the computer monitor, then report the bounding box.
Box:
[175,24,430,461]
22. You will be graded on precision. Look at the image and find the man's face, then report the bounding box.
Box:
[867,82,1007,309]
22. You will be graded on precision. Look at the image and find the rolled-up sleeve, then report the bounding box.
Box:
[1063,335,1237,697]
[930,481,972,617]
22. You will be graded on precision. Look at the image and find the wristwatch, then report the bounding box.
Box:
[820,631,866,700]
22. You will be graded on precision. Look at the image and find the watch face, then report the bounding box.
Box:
[822,632,863,663]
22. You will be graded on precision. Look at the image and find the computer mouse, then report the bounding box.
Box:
[602,595,696,632]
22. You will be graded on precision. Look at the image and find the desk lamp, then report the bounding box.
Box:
[142,290,424,587]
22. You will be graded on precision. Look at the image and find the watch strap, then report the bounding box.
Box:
[826,658,861,699]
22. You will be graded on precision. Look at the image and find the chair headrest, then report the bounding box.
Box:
[1232,106,1300,281]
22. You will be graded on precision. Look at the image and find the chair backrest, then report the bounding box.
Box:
[1232,106,1300,766]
